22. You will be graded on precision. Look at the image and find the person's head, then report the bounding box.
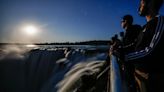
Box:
[114,34,118,39]
[111,36,115,44]
[120,31,124,38]
[138,0,163,17]
[121,15,133,29]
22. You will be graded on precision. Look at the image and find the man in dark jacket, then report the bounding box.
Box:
[121,14,142,53]
[121,14,142,92]
[125,0,164,92]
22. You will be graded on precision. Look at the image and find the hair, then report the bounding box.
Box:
[144,0,163,13]
[122,15,133,25]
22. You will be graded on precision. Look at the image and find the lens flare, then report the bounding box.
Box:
[24,25,38,35]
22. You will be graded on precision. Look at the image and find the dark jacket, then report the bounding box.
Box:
[125,15,164,73]
[123,24,142,53]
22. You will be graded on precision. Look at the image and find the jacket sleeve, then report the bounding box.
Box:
[125,16,164,62]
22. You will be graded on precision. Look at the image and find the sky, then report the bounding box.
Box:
[0,0,164,43]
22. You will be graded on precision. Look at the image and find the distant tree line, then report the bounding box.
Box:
[0,40,110,46]
[36,40,110,45]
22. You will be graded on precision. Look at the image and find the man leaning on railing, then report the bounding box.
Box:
[109,0,164,92]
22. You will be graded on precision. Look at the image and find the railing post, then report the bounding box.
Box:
[110,55,122,92]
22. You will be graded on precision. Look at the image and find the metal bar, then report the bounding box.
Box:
[110,55,122,92]
[97,66,110,80]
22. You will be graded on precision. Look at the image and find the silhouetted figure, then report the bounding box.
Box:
[125,0,164,92]
[104,36,119,69]
[121,15,142,53]
[120,14,142,92]
[110,34,122,56]
[119,31,124,42]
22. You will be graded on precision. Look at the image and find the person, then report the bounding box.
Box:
[104,34,122,69]
[121,14,142,92]
[110,34,122,57]
[124,0,164,92]
[121,14,142,53]
[119,31,124,42]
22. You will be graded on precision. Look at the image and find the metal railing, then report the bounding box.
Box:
[110,55,122,92]
[96,55,123,92]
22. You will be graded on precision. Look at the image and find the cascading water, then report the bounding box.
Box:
[0,45,109,92]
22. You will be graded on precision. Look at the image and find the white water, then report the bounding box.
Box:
[0,45,108,92]
[56,60,105,92]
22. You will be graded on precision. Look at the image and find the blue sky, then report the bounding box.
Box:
[0,0,164,43]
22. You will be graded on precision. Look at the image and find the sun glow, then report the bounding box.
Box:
[24,25,38,35]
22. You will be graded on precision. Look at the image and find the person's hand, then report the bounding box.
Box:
[108,47,113,57]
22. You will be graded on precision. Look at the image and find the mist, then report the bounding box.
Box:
[0,45,38,60]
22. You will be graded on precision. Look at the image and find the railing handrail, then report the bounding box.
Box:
[96,65,110,80]
[110,55,122,92]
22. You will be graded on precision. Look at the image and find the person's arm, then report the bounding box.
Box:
[125,16,164,62]
[123,25,142,53]
[123,42,135,49]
